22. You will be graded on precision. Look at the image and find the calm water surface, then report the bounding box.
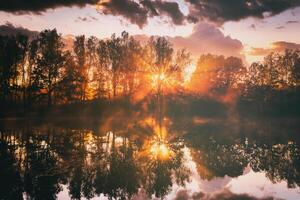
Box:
[0,116,300,200]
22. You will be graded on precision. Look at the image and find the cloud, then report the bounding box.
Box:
[174,189,275,200]
[249,24,256,30]
[98,0,186,28]
[98,0,149,28]
[135,23,244,61]
[134,23,245,63]
[1,0,299,28]
[77,17,88,22]
[169,23,244,59]
[107,0,300,27]
[0,22,38,37]
[276,26,285,29]
[90,16,98,21]
[286,20,298,24]
[75,16,98,22]
[0,0,97,14]
[185,0,300,24]
[250,41,300,56]
[150,0,185,25]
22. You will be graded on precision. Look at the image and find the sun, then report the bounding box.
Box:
[150,72,167,87]
[150,140,171,160]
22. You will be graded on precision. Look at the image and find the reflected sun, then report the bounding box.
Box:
[149,139,172,160]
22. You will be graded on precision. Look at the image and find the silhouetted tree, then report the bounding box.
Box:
[0,35,28,103]
[95,40,110,99]
[74,35,87,101]
[107,34,123,98]
[57,51,83,103]
[119,32,143,97]
[31,29,65,106]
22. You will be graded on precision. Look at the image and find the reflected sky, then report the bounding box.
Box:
[0,115,300,200]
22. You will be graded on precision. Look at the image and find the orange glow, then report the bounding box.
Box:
[149,71,181,94]
[184,63,196,83]
[152,73,166,82]
[138,135,173,162]
[95,0,111,9]
[150,72,167,89]
[142,117,168,139]
[138,117,173,160]
[149,139,171,160]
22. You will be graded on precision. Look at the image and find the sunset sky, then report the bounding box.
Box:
[1,0,300,64]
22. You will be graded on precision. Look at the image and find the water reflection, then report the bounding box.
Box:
[0,117,300,199]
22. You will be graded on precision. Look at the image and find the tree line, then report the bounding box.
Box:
[1,29,300,109]
[190,50,300,95]
[0,29,191,108]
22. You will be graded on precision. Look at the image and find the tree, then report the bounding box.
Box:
[95,40,110,99]
[119,32,143,97]
[282,50,300,87]
[27,38,39,106]
[147,37,174,94]
[74,35,87,101]
[57,51,83,103]
[31,29,65,106]
[86,36,98,100]
[107,34,123,98]
[247,50,300,90]
[189,54,245,94]
[175,49,191,85]
[0,35,27,103]
[16,34,29,107]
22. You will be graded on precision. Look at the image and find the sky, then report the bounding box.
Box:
[0,0,300,64]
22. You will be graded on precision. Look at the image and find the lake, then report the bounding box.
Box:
[0,116,300,200]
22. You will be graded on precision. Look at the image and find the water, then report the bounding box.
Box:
[0,116,300,200]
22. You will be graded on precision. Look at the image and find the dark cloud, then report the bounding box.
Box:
[185,0,300,24]
[0,0,97,14]
[276,25,285,29]
[151,0,185,25]
[97,0,300,27]
[249,24,256,30]
[141,0,159,16]
[1,0,299,28]
[0,22,38,37]
[286,20,298,24]
[174,189,275,200]
[98,0,148,28]
[99,0,186,27]
[76,15,98,22]
[77,17,89,22]
[250,41,300,56]
[89,16,99,21]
